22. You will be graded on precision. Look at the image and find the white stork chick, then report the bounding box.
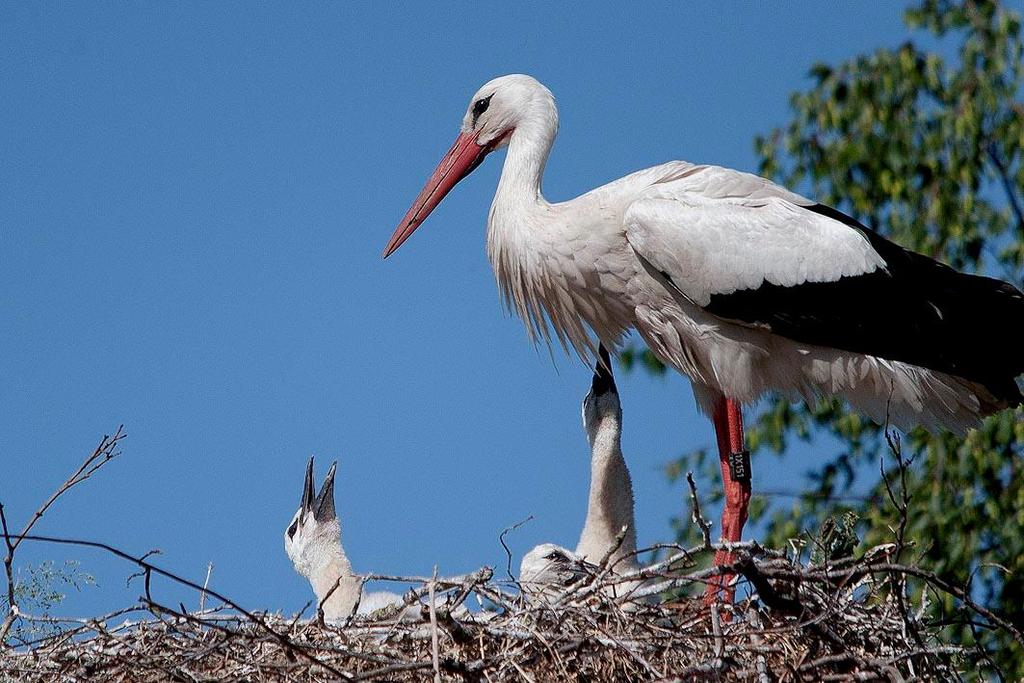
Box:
[520,347,639,598]
[518,543,594,596]
[575,346,637,569]
[284,458,404,622]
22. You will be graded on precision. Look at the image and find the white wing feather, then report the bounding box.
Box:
[624,164,887,306]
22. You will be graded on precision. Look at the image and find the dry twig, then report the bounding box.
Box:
[1,426,126,644]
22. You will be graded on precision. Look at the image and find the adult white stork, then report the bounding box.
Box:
[383,74,1024,598]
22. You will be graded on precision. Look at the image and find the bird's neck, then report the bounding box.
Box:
[307,540,360,621]
[492,118,555,215]
[576,419,637,567]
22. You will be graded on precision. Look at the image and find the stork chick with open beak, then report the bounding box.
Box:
[284,458,403,621]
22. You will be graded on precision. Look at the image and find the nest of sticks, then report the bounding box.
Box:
[4,537,1010,683]
[3,429,1020,681]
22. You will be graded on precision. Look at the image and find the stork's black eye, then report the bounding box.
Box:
[545,551,562,561]
[287,520,298,539]
[471,94,493,125]
[473,96,492,116]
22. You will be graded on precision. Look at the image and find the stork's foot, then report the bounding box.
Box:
[703,493,749,605]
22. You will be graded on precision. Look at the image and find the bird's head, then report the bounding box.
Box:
[519,543,593,596]
[284,457,341,578]
[582,345,621,445]
[383,74,556,258]
[460,74,556,149]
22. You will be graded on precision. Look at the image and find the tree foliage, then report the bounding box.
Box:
[627,0,1023,676]
[1,560,95,642]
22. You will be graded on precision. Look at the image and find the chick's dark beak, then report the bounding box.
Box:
[314,462,338,522]
[591,345,617,396]
[301,456,315,515]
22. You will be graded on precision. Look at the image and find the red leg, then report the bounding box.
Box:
[703,397,751,603]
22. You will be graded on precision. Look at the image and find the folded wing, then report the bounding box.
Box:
[625,165,1024,406]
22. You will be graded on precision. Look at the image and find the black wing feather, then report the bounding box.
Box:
[701,204,1024,407]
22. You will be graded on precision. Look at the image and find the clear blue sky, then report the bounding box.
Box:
[2,3,915,618]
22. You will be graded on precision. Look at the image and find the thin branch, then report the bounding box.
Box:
[428,565,441,683]
[11,427,125,556]
[686,471,713,548]
[1,426,125,644]
[498,515,533,583]
[198,562,213,613]
[987,142,1024,235]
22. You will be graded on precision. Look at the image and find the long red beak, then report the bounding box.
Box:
[383,131,490,259]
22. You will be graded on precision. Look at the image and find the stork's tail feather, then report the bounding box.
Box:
[805,205,1024,409]
[878,254,1024,411]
